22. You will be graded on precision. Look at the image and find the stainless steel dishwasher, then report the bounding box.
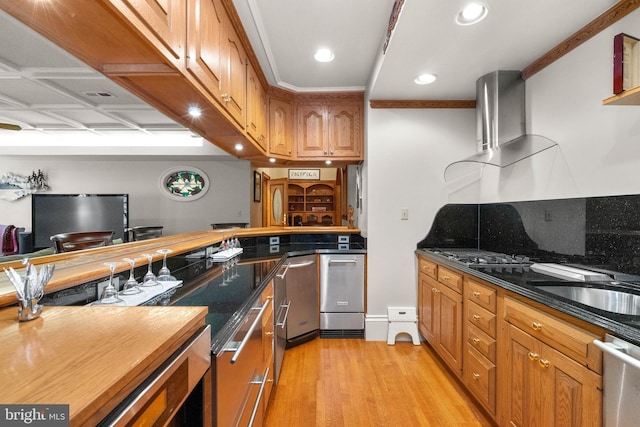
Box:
[280,254,319,347]
[594,334,640,427]
[319,253,365,338]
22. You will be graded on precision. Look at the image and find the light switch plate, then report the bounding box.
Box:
[400,208,409,220]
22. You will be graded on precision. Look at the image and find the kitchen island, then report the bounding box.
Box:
[0,305,208,426]
[0,226,366,427]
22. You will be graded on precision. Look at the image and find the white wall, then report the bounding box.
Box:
[364,10,640,340]
[0,156,251,237]
[364,107,475,339]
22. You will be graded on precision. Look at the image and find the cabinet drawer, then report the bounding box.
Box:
[465,278,496,313]
[464,344,496,414]
[418,257,437,280]
[504,297,602,373]
[438,266,463,293]
[466,322,496,362]
[467,301,496,338]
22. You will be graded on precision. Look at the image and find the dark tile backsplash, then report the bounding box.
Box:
[417,194,640,275]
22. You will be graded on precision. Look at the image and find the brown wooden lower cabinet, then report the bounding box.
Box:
[418,267,463,377]
[416,254,604,427]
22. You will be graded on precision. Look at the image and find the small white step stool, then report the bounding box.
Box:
[387,307,420,345]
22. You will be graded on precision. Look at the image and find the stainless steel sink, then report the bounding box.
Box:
[534,285,640,316]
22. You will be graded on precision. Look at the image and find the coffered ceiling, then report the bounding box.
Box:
[0,0,625,140]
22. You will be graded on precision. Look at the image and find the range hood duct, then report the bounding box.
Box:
[444,70,557,181]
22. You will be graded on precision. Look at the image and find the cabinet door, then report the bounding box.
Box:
[186,0,225,101]
[418,273,437,344]
[269,98,294,157]
[436,282,463,376]
[327,103,362,157]
[505,324,602,427]
[247,63,267,150]
[116,0,186,64]
[297,105,327,157]
[221,19,246,127]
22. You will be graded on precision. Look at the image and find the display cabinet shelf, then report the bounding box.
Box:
[286,181,336,226]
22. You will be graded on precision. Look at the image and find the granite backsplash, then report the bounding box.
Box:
[417,194,640,275]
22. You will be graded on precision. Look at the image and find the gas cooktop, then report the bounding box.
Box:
[430,248,532,273]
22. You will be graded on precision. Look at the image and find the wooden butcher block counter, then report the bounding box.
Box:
[0,305,207,426]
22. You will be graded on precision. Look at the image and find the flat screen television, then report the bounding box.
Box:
[32,194,129,250]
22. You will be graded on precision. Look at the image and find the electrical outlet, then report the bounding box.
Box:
[544,209,553,221]
[400,208,409,220]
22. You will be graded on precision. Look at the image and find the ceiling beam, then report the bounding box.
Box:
[522,0,640,79]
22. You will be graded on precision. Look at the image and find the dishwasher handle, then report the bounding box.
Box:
[594,339,640,369]
[276,260,315,279]
[328,259,358,265]
[230,300,270,364]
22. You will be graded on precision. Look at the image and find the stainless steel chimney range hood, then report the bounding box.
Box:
[444,70,557,181]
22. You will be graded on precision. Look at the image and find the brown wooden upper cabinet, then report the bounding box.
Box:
[0,0,364,164]
[186,0,246,128]
[296,97,363,160]
[268,97,294,158]
[113,0,187,68]
[247,63,268,150]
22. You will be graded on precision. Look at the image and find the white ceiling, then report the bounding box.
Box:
[0,0,621,138]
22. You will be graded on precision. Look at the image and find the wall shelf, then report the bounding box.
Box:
[603,86,640,105]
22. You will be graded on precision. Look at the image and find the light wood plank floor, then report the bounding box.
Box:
[264,338,494,427]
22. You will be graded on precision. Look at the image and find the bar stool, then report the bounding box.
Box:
[50,231,114,253]
[127,226,163,241]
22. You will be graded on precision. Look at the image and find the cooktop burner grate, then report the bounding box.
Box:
[431,248,532,268]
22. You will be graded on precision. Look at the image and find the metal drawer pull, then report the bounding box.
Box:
[472,338,480,345]
[472,291,481,297]
[539,359,550,368]
[276,264,290,279]
[472,372,480,380]
[328,259,358,264]
[432,288,440,294]
[528,352,539,361]
[230,300,270,364]
[473,314,481,320]
[336,301,349,306]
[442,275,450,280]
[275,301,291,328]
[248,366,270,427]
[531,321,543,331]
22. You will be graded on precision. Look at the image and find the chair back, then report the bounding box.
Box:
[127,226,163,241]
[50,231,114,253]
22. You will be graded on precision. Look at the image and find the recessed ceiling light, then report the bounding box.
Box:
[234,143,243,151]
[188,106,202,118]
[269,158,276,163]
[455,3,488,26]
[325,160,332,165]
[314,48,335,62]
[414,73,438,85]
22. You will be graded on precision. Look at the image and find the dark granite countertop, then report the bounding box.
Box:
[168,243,366,354]
[416,248,640,347]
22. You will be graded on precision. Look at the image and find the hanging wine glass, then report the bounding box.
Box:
[140,254,160,287]
[121,258,143,295]
[156,249,176,282]
[93,262,126,305]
